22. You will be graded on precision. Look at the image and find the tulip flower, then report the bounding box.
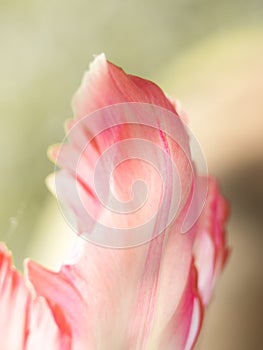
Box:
[0,54,229,350]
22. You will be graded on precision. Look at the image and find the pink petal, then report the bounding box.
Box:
[72,53,176,121]
[33,55,229,349]
[194,177,230,305]
[27,200,202,349]
[27,245,148,349]
[49,56,194,247]
[28,178,229,349]
[157,263,203,350]
[0,244,71,350]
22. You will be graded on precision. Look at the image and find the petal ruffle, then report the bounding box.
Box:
[0,244,71,350]
[194,177,230,305]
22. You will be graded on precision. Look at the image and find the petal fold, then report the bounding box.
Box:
[0,244,71,350]
[194,177,230,305]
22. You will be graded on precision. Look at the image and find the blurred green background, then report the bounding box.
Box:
[0,1,263,349]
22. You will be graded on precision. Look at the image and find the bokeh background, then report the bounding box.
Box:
[0,1,262,349]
